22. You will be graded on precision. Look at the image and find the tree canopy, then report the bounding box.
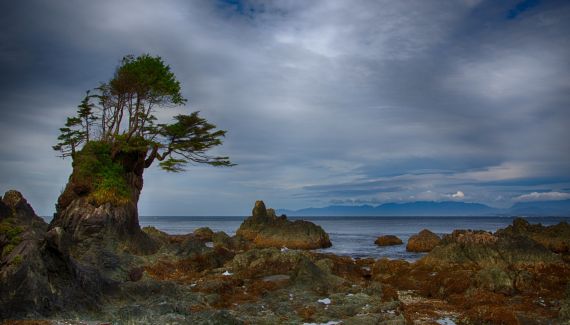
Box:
[54,54,233,172]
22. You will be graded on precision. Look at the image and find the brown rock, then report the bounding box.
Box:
[236,201,331,250]
[406,229,441,252]
[374,235,403,246]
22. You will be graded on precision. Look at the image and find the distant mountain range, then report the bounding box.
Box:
[277,200,570,217]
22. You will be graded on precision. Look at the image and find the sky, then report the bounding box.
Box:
[1,0,569,216]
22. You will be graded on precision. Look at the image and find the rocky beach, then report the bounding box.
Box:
[1,191,569,324]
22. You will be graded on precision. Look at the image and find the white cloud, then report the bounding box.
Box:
[515,192,570,202]
[451,191,465,199]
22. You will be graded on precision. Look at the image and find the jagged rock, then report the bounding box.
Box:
[374,235,403,246]
[497,217,570,253]
[2,190,43,224]
[406,229,441,252]
[236,200,331,250]
[0,190,106,319]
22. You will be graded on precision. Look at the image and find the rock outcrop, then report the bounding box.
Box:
[49,144,157,270]
[0,190,106,319]
[496,217,570,253]
[374,235,403,246]
[406,229,441,252]
[236,201,331,249]
[373,219,570,324]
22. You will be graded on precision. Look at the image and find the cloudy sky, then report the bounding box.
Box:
[1,0,569,216]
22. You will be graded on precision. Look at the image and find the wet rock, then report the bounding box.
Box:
[406,229,441,252]
[236,200,331,249]
[375,235,403,246]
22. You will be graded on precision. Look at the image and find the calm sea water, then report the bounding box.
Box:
[139,216,570,261]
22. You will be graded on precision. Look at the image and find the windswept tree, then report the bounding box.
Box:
[53,54,233,210]
[54,54,232,170]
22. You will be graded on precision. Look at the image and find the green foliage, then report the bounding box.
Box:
[111,54,186,106]
[155,112,234,172]
[0,219,22,258]
[12,254,22,266]
[0,220,23,240]
[2,244,15,257]
[54,54,233,195]
[73,141,131,205]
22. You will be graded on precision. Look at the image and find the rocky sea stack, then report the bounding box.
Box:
[50,142,158,259]
[236,201,332,249]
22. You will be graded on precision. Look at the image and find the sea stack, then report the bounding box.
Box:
[236,200,332,249]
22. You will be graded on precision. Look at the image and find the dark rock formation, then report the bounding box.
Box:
[374,235,403,246]
[236,201,331,249]
[406,229,441,252]
[49,146,157,269]
[0,190,106,320]
[496,217,570,253]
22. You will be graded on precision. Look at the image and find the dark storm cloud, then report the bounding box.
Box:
[0,0,569,216]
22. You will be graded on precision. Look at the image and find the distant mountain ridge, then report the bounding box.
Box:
[277,200,570,217]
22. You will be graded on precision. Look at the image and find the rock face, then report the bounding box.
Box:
[374,235,403,246]
[406,229,441,252]
[0,190,105,319]
[50,145,157,261]
[236,201,331,250]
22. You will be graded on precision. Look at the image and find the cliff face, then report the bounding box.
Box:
[50,142,156,256]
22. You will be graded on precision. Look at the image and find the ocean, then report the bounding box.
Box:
[139,216,570,261]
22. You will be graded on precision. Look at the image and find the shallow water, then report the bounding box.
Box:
[139,216,570,261]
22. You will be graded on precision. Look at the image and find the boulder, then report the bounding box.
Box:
[406,229,441,252]
[374,235,403,246]
[236,200,331,250]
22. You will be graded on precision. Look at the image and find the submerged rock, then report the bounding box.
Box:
[374,235,403,246]
[406,229,441,252]
[236,201,331,250]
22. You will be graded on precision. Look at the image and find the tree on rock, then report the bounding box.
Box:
[51,54,233,244]
[54,54,232,170]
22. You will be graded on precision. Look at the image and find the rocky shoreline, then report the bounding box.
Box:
[1,191,570,324]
